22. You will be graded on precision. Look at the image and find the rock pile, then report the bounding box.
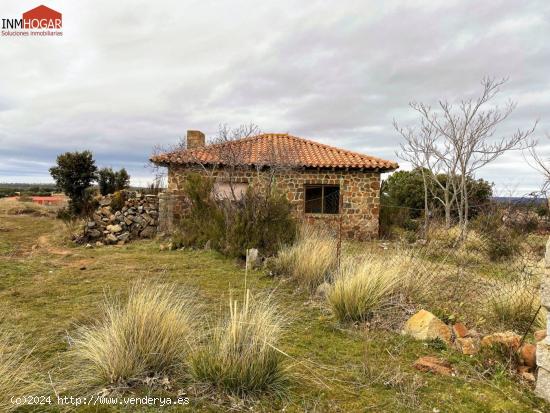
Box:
[82,192,158,245]
[403,309,544,381]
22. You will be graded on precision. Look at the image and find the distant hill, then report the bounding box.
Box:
[492,196,547,205]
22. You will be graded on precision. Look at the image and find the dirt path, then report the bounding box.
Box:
[36,234,72,256]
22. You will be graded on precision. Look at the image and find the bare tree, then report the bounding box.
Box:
[397,77,536,235]
[208,123,297,200]
[204,123,261,201]
[395,120,458,230]
[148,135,187,191]
[526,133,550,210]
[527,134,550,189]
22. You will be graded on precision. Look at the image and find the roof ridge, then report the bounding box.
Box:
[264,133,389,163]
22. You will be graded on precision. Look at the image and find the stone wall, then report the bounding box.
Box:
[82,192,158,245]
[157,191,188,235]
[536,237,550,400]
[165,165,381,240]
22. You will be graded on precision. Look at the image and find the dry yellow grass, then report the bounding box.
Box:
[328,254,406,322]
[70,281,199,388]
[428,225,485,251]
[0,331,40,412]
[327,246,440,324]
[271,225,338,290]
[0,198,56,216]
[486,282,547,333]
[191,290,287,397]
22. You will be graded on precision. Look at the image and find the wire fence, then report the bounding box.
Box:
[321,190,550,338]
[222,178,547,339]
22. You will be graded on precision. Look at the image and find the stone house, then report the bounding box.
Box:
[151,130,398,240]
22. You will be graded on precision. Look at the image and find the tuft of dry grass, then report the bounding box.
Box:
[0,331,40,411]
[485,282,546,333]
[70,281,199,389]
[191,290,288,398]
[60,218,85,243]
[327,255,405,323]
[271,225,338,290]
[428,225,486,256]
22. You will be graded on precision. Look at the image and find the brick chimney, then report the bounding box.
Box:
[187,130,205,149]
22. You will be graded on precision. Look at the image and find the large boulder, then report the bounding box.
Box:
[402,310,452,345]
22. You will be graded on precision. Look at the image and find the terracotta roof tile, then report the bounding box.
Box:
[150,133,398,171]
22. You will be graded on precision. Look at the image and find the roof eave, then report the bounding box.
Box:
[151,159,399,172]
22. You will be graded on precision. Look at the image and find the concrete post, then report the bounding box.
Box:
[536,237,550,399]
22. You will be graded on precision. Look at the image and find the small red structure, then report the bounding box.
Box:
[9,195,66,206]
[30,196,65,205]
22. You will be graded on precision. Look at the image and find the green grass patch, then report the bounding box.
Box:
[0,214,547,412]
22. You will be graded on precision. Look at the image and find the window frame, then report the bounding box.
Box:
[304,184,340,215]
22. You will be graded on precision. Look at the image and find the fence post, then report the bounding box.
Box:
[536,236,550,400]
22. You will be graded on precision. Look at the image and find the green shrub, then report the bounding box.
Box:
[380,168,492,235]
[379,202,411,238]
[110,190,126,211]
[98,168,130,196]
[178,173,296,257]
[191,291,287,397]
[402,219,420,232]
[224,188,296,257]
[56,206,73,221]
[486,235,521,261]
[471,211,521,261]
[178,173,226,250]
[71,282,198,387]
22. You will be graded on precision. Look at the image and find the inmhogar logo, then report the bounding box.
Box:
[2,5,62,37]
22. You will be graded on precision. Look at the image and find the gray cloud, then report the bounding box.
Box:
[0,0,548,194]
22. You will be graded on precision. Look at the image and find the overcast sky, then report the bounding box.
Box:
[0,0,548,195]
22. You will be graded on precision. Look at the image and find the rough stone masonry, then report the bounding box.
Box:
[536,236,550,400]
[164,167,381,240]
[82,191,159,245]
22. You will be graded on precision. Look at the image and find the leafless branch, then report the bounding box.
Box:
[396,77,537,235]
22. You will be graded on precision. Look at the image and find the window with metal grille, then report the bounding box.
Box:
[304,185,340,214]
